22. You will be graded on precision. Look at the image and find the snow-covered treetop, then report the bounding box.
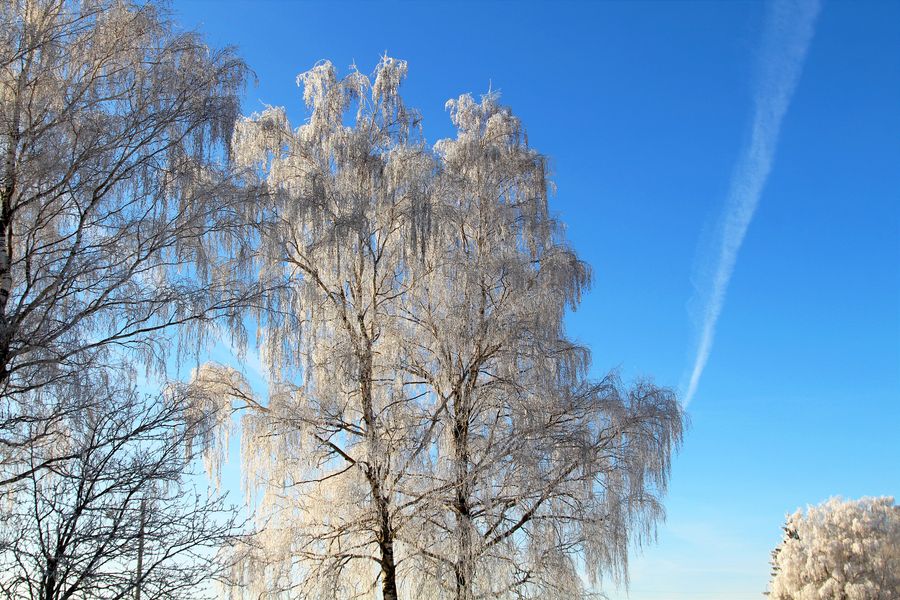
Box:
[769,496,900,600]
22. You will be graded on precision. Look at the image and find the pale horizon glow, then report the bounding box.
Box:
[684,0,821,406]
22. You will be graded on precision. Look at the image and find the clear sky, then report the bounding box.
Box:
[171,1,900,598]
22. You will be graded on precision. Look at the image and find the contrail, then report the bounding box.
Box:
[683,0,820,406]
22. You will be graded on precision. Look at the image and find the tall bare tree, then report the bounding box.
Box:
[0,0,254,486]
[0,2,258,597]
[0,373,242,600]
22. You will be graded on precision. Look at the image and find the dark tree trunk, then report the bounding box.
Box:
[359,339,400,600]
[42,557,57,600]
[378,509,399,600]
[452,392,475,600]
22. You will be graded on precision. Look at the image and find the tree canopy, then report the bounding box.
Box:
[768,496,900,600]
[189,56,684,600]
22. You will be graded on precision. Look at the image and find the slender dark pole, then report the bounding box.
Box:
[136,499,146,600]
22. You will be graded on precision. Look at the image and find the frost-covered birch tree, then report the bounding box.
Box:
[194,57,435,600]
[397,92,683,599]
[0,0,254,488]
[768,496,900,600]
[190,57,683,600]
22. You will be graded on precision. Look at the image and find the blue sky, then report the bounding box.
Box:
[172,1,900,598]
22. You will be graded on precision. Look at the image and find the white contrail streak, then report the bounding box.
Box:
[684,0,820,406]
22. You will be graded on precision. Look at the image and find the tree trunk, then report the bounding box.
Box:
[452,392,475,600]
[359,341,400,600]
[377,502,399,600]
[0,65,24,385]
[368,453,400,600]
[42,557,57,600]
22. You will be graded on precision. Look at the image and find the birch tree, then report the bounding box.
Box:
[191,57,683,600]
[0,0,254,486]
[195,57,434,600]
[398,92,683,599]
